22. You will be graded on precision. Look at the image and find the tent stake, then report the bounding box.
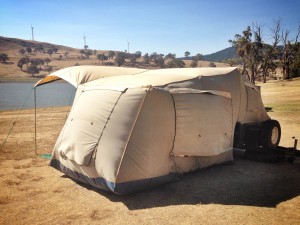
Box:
[34,87,37,156]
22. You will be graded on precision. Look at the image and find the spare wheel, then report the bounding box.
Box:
[261,120,281,150]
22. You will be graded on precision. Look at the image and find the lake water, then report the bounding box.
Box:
[0,82,76,111]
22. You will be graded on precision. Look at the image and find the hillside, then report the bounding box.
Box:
[0,36,117,81]
[181,47,236,62]
[203,46,236,62]
[0,36,79,55]
[0,36,229,81]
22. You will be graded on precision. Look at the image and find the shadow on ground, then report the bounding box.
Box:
[72,153,300,210]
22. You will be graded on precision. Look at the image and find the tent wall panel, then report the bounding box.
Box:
[243,82,270,123]
[116,88,176,183]
[94,88,148,183]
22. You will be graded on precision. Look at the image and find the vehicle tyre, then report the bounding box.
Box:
[261,120,281,150]
[287,157,295,163]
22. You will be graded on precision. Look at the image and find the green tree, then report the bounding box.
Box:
[28,58,44,69]
[35,44,44,53]
[190,58,198,67]
[280,25,300,79]
[97,54,108,64]
[52,47,59,54]
[26,47,32,55]
[80,50,85,58]
[229,22,281,83]
[154,55,164,67]
[0,53,9,63]
[17,57,29,70]
[19,49,26,56]
[167,59,185,68]
[229,26,258,82]
[150,52,158,61]
[37,58,45,68]
[29,58,39,66]
[224,58,240,66]
[130,54,137,65]
[27,65,39,77]
[114,52,127,66]
[85,50,93,59]
[47,48,54,57]
[143,53,150,65]
[135,51,142,58]
[185,51,190,59]
[291,43,300,77]
[194,53,203,61]
[164,53,176,60]
[108,51,115,59]
[64,51,70,58]
[44,58,51,65]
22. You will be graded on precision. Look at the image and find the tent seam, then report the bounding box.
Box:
[236,68,243,122]
[90,89,126,163]
[169,93,179,174]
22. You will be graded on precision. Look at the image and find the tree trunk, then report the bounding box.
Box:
[251,65,255,83]
[282,65,286,79]
[263,66,267,83]
[286,66,291,79]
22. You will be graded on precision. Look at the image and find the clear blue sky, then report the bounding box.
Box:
[0,0,299,57]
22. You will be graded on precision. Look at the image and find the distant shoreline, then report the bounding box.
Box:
[0,77,66,83]
[0,77,40,83]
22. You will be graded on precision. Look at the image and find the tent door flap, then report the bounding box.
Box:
[58,89,123,166]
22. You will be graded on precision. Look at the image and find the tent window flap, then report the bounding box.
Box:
[172,91,233,157]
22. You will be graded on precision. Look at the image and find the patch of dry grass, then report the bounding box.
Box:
[258,78,300,147]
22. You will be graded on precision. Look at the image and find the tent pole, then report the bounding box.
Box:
[34,87,37,156]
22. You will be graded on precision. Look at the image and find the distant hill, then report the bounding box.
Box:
[179,46,237,62]
[203,46,236,62]
[201,45,285,62]
[0,36,78,54]
[0,35,231,80]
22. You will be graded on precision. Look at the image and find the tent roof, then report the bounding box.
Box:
[34,66,148,87]
[83,67,238,88]
[35,66,238,89]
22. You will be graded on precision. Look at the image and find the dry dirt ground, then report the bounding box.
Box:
[0,79,300,225]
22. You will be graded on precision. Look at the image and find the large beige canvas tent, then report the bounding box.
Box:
[35,66,278,195]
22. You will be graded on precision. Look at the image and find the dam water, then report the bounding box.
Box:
[0,82,75,111]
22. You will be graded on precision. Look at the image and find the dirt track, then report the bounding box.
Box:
[0,78,300,224]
